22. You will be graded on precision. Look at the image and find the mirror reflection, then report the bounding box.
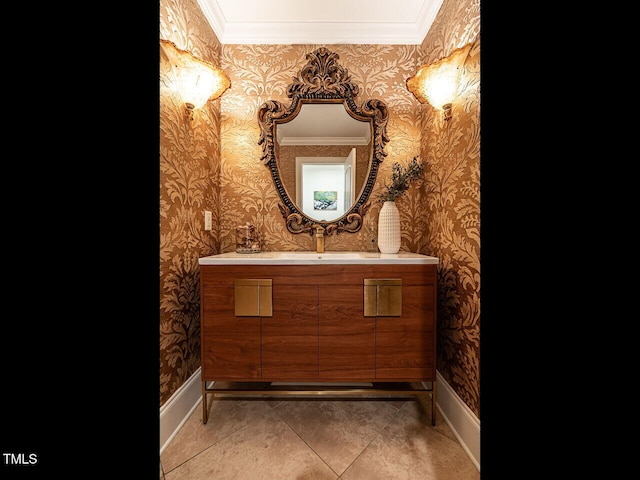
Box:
[258,47,389,236]
[275,103,372,222]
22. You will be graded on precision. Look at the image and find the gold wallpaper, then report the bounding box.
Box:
[160,0,223,405]
[418,0,481,419]
[159,0,481,419]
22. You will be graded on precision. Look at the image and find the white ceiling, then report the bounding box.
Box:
[196,0,445,45]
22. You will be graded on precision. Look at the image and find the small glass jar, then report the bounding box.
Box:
[236,223,261,253]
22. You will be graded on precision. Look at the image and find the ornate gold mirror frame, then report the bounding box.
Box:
[258,47,389,236]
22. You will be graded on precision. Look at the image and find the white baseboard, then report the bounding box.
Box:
[159,369,480,471]
[435,371,480,470]
[160,368,203,454]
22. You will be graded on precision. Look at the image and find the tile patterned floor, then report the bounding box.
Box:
[160,389,479,479]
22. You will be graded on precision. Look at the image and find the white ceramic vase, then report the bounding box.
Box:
[377,201,401,254]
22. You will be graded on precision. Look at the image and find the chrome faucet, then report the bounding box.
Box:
[314,226,325,253]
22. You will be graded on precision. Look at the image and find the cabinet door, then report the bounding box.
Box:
[319,285,375,380]
[201,284,261,380]
[376,284,435,381]
[262,285,319,380]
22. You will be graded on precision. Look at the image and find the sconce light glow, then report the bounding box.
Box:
[160,39,231,120]
[406,43,472,121]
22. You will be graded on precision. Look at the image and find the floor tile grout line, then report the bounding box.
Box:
[270,397,411,478]
[164,400,277,475]
[337,430,385,478]
[376,400,461,452]
[270,401,343,478]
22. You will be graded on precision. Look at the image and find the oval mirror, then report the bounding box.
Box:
[258,47,389,236]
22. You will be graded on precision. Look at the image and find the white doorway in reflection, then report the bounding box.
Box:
[296,148,356,221]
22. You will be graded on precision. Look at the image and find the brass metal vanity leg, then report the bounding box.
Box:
[202,381,208,424]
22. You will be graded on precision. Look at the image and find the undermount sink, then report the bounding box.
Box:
[199,251,439,265]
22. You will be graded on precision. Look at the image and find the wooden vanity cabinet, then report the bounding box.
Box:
[200,278,261,380]
[375,283,435,380]
[262,285,319,380]
[200,263,436,384]
[319,284,375,380]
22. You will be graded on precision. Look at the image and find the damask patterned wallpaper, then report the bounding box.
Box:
[160,0,223,406]
[159,0,480,419]
[418,1,481,418]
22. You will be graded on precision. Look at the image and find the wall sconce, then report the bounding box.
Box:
[406,43,472,121]
[160,39,231,121]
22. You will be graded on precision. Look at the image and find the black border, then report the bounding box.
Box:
[2,4,161,476]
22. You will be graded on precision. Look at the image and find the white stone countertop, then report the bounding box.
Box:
[199,251,439,265]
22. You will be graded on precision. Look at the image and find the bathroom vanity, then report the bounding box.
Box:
[198,251,439,425]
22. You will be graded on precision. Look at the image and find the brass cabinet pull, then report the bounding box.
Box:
[234,279,273,316]
[363,278,402,316]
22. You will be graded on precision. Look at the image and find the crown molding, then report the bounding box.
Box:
[196,0,444,45]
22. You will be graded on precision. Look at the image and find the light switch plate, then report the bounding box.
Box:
[204,211,212,230]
